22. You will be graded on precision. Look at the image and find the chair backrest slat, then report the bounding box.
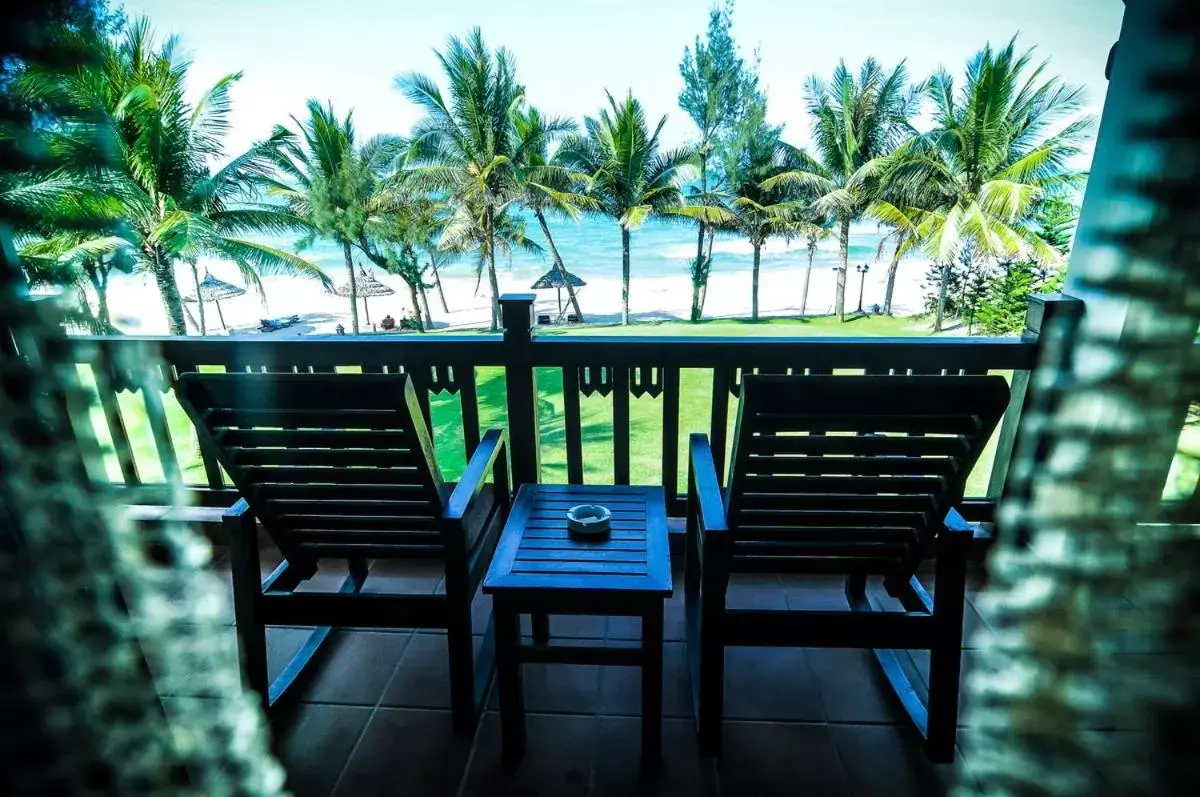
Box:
[726,375,1009,576]
[177,372,447,557]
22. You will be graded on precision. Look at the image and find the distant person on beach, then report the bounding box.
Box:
[380,314,396,331]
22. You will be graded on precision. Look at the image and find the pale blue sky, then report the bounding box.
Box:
[124,0,1124,161]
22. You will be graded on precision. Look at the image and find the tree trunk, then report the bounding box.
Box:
[934,261,949,332]
[485,208,501,331]
[419,284,433,327]
[751,241,761,321]
[429,256,449,312]
[191,262,206,336]
[835,216,850,322]
[620,226,631,325]
[86,263,111,333]
[883,236,903,316]
[409,283,425,332]
[691,152,708,323]
[800,243,815,316]
[535,209,584,321]
[342,239,360,334]
[152,251,186,336]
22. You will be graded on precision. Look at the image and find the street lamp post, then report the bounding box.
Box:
[855,264,870,314]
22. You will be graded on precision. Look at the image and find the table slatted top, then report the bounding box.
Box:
[483,485,671,596]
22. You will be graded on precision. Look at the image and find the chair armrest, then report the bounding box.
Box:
[443,429,507,522]
[940,506,975,551]
[942,507,974,535]
[688,433,727,534]
[221,498,255,535]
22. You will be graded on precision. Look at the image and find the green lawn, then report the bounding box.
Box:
[83,313,1004,499]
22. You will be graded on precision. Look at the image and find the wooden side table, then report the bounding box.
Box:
[483,484,672,771]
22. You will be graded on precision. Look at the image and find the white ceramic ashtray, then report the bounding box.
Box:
[566,504,612,539]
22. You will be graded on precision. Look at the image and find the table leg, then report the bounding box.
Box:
[495,602,526,766]
[641,604,664,775]
[531,612,550,646]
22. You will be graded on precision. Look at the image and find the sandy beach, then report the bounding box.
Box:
[104,252,932,337]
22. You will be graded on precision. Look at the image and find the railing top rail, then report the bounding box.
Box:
[72,332,1039,372]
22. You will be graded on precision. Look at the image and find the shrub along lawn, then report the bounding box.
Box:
[83,314,1002,499]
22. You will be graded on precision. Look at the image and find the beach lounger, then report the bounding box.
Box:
[176,372,511,733]
[686,375,1009,761]
[258,314,301,332]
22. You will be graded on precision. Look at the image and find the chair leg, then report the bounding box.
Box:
[227,512,268,712]
[447,595,479,734]
[844,572,867,606]
[696,594,725,757]
[531,612,550,646]
[925,535,970,762]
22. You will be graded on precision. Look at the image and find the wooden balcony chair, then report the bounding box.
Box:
[685,374,1010,761]
[177,372,510,733]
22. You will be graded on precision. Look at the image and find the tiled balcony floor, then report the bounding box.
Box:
[191,549,998,796]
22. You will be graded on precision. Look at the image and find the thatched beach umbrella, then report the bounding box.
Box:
[335,268,394,326]
[530,268,586,315]
[184,271,246,330]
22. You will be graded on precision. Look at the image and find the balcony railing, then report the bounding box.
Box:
[68,294,1077,523]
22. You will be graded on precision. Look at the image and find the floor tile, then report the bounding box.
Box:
[535,613,608,639]
[593,717,718,797]
[488,660,603,714]
[460,712,596,797]
[607,614,643,640]
[782,574,852,611]
[298,631,411,705]
[381,632,484,710]
[807,648,903,723]
[273,703,371,797]
[830,723,955,797]
[362,559,444,595]
[726,573,788,610]
[599,642,692,718]
[334,708,471,797]
[267,627,316,682]
[720,721,850,796]
[723,647,824,721]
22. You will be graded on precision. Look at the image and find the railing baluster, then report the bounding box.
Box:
[501,295,540,486]
[709,366,731,484]
[142,384,181,484]
[613,366,630,486]
[458,365,481,460]
[661,366,680,508]
[182,363,226,489]
[96,373,140,486]
[407,365,434,431]
[562,366,584,484]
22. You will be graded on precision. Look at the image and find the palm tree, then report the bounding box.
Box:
[511,105,593,322]
[438,197,543,302]
[269,100,370,332]
[396,28,523,330]
[559,91,697,325]
[18,233,134,333]
[879,39,1091,329]
[60,20,328,334]
[721,115,812,321]
[764,59,921,321]
[404,194,453,313]
[679,0,758,323]
[799,219,833,316]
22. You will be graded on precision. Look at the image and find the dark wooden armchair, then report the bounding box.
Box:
[685,374,1010,761]
[177,372,510,733]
